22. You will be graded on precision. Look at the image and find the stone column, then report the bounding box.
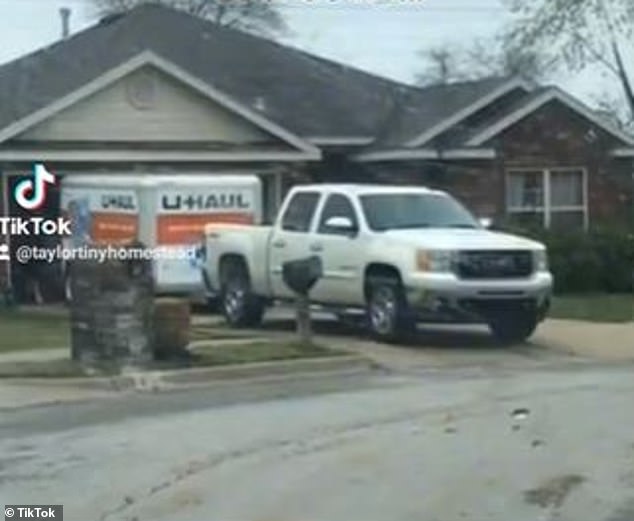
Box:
[69,243,154,367]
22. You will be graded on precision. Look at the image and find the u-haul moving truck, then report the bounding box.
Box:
[61,174,262,297]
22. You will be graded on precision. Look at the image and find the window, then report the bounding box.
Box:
[361,193,478,231]
[506,168,587,229]
[281,192,320,232]
[318,194,358,235]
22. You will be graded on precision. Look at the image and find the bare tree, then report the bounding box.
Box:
[94,0,287,37]
[592,92,634,132]
[416,45,468,86]
[416,38,554,87]
[503,0,634,122]
[467,38,556,82]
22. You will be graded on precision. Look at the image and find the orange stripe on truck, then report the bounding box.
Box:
[91,213,139,245]
[157,213,254,245]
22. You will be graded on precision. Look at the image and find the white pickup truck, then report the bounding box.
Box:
[201,184,553,344]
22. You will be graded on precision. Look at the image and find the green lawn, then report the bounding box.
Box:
[550,294,633,323]
[0,309,70,353]
[0,339,344,378]
[0,359,84,378]
[192,341,344,366]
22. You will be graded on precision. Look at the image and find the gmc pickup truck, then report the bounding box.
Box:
[201,184,553,344]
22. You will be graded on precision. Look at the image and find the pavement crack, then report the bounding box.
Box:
[99,401,492,519]
[523,473,586,509]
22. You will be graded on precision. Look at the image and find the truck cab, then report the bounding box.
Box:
[203,184,553,344]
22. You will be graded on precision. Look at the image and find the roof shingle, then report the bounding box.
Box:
[0,4,525,146]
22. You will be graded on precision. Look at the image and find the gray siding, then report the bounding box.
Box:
[16,67,274,144]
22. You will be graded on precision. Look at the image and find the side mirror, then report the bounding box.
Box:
[324,216,357,233]
[479,217,493,229]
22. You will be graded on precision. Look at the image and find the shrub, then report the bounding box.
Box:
[495,222,634,294]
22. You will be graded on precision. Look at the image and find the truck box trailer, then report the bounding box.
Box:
[61,174,262,298]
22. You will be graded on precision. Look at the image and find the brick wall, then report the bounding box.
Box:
[495,101,633,228]
[435,162,504,220]
[303,100,633,230]
[353,101,633,229]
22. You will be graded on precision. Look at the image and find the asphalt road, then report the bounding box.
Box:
[2,360,634,521]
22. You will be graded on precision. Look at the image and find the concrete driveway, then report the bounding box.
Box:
[194,308,634,373]
[533,319,634,361]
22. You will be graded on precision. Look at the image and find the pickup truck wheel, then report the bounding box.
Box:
[366,277,413,343]
[206,297,221,314]
[64,272,72,304]
[488,308,538,345]
[221,264,264,328]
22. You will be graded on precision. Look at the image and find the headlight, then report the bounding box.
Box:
[534,249,549,272]
[416,250,455,272]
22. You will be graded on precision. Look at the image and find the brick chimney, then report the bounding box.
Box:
[59,7,71,39]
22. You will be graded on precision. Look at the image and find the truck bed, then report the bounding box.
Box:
[203,223,273,296]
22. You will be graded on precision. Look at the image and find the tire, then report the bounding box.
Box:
[220,261,264,328]
[487,307,538,345]
[63,267,73,305]
[365,276,414,343]
[205,297,221,314]
[335,312,365,330]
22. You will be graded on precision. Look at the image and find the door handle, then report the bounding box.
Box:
[310,243,323,253]
[272,239,286,248]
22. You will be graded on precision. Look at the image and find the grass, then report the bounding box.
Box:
[0,359,87,378]
[0,310,246,353]
[550,294,633,323]
[192,341,345,366]
[0,309,70,353]
[0,339,345,378]
[189,326,257,341]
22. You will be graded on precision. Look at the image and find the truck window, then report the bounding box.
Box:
[318,193,358,235]
[281,192,320,232]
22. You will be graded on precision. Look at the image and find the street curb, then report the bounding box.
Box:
[0,355,375,391]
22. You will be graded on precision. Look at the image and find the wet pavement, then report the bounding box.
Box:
[1,361,634,521]
[1,309,633,521]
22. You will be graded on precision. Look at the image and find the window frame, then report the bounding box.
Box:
[317,192,359,236]
[506,167,589,229]
[280,191,321,233]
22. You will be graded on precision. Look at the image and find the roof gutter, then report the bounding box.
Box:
[307,136,375,146]
[352,147,496,162]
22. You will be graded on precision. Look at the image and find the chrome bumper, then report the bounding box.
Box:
[404,271,553,322]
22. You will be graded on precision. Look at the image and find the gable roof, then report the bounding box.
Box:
[0,4,405,141]
[368,76,516,147]
[399,77,533,148]
[0,4,541,150]
[0,51,321,158]
[1,3,631,158]
[465,86,634,146]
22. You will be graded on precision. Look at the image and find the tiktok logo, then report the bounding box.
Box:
[13,163,56,210]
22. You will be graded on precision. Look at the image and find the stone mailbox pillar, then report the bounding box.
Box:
[282,255,323,346]
[68,244,154,367]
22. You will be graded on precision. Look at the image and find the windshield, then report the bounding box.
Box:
[360,193,479,231]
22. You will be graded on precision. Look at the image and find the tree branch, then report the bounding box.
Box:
[611,39,634,120]
[571,31,620,75]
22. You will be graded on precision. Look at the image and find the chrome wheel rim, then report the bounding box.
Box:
[224,283,245,322]
[369,287,396,336]
[64,277,72,303]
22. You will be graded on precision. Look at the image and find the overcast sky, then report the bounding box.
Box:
[0,0,620,109]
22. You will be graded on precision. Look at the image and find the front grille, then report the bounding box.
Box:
[455,250,533,279]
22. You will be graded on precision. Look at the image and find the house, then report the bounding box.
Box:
[0,4,632,300]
